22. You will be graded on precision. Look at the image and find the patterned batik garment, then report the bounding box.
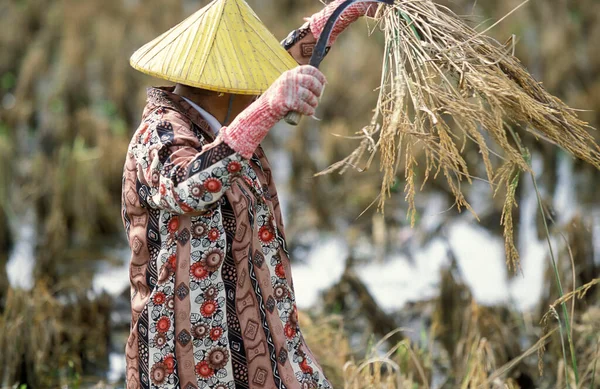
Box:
[121,87,332,389]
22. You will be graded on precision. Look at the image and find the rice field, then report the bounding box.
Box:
[0,0,598,388]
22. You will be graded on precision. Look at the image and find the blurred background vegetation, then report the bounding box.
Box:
[0,0,598,388]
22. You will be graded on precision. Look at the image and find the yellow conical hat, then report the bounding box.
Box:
[130,0,298,95]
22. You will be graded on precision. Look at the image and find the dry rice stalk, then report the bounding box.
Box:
[543,278,600,317]
[538,278,599,376]
[494,161,521,272]
[324,0,600,267]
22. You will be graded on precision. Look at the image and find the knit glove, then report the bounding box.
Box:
[218,65,326,159]
[306,0,379,46]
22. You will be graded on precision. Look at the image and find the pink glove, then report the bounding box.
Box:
[219,65,326,159]
[306,0,379,46]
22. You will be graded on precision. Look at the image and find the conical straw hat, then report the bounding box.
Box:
[130,0,298,95]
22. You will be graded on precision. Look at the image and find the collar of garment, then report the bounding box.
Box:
[146,87,217,142]
[180,96,222,135]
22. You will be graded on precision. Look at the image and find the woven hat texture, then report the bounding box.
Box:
[130,0,298,94]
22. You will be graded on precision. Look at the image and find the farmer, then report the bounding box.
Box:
[122,0,377,388]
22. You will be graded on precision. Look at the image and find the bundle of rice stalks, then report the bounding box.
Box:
[321,0,600,269]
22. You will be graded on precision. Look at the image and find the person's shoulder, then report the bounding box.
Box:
[142,88,197,136]
[146,106,192,129]
[142,106,196,140]
[144,107,210,151]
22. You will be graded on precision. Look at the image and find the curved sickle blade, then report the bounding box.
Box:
[309,0,394,68]
[285,0,393,126]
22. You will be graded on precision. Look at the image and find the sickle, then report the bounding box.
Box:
[285,0,394,125]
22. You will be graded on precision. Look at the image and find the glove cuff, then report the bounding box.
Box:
[306,0,371,46]
[219,97,278,159]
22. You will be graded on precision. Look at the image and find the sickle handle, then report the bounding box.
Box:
[284,111,302,126]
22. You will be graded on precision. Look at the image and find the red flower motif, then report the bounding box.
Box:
[275,263,286,279]
[144,131,152,144]
[258,226,275,244]
[167,217,179,233]
[180,202,194,213]
[227,161,242,173]
[201,300,218,317]
[300,359,313,374]
[191,262,209,281]
[195,361,214,378]
[284,322,297,339]
[207,228,220,242]
[203,178,222,193]
[168,255,177,271]
[210,327,223,341]
[159,184,167,196]
[163,355,176,374]
[157,317,171,333]
[153,292,166,305]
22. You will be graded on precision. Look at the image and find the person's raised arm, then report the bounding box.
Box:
[218,65,326,158]
[131,65,326,215]
[282,0,379,65]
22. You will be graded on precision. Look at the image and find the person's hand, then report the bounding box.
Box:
[266,65,326,118]
[218,66,326,159]
[306,0,381,46]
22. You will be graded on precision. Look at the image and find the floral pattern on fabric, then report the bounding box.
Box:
[129,109,243,215]
[254,201,328,389]
[122,87,332,389]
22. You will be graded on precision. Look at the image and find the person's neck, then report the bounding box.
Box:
[174,84,231,124]
[173,84,258,125]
